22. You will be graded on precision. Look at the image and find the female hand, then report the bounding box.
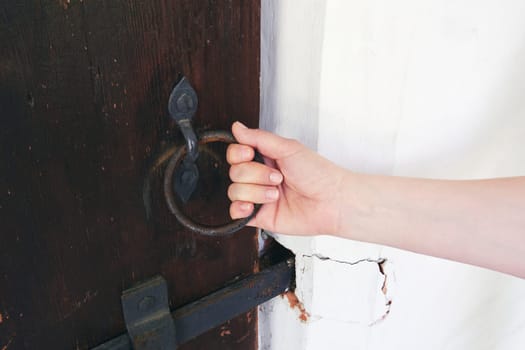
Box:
[227,122,346,236]
[226,122,525,278]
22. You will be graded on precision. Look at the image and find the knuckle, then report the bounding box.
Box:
[229,203,237,218]
[226,146,234,164]
[228,165,237,181]
[226,145,239,164]
[230,163,249,182]
[287,139,302,151]
[227,183,236,199]
[243,146,255,160]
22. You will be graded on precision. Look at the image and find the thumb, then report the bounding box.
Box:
[232,121,300,160]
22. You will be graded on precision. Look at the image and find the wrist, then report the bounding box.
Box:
[332,169,359,238]
[333,171,377,242]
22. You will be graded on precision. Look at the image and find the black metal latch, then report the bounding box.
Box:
[120,276,176,350]
[91,259,294,349]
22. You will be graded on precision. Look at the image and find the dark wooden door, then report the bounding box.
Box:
[0,1,260,348]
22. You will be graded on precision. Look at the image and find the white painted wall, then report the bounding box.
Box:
[259,1,525,349]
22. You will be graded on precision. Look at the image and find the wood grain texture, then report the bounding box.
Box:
[0,0,260,348]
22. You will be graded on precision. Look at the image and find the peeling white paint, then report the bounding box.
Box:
[304,254,392,326]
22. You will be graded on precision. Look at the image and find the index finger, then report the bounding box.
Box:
[226,144,255,165]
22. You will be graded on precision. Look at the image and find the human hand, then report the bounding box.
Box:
[227,122,346,236]
[228,121,525,277]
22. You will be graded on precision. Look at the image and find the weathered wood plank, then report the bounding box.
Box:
[0,0,260,348]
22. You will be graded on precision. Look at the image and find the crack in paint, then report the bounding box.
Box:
[369,259,393,326]
[302,253,386,265]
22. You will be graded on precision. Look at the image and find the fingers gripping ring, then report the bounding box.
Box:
[163,130,263,236]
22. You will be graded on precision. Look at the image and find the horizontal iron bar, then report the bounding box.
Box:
[92,259,294,349]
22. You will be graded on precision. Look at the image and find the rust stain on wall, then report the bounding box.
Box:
[283,291,309,322]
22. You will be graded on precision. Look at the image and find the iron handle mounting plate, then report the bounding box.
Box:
[163,130,263,236]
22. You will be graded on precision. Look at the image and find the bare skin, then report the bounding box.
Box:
[227,121,525,278]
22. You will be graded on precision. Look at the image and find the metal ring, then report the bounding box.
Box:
[164,130,262,236]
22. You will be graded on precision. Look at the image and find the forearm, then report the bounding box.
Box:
[339,173,525,278]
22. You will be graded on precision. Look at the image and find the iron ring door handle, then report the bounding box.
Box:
[163,130,263,236]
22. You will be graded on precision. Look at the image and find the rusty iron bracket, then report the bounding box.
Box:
[91,258,295,350]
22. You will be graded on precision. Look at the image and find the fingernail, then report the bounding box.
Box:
[240,202,252,211]
[235,121,248,129]
[269,172,283,184]
[266,189,279,200]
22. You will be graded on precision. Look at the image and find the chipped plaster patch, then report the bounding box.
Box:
[302,253,395,326]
